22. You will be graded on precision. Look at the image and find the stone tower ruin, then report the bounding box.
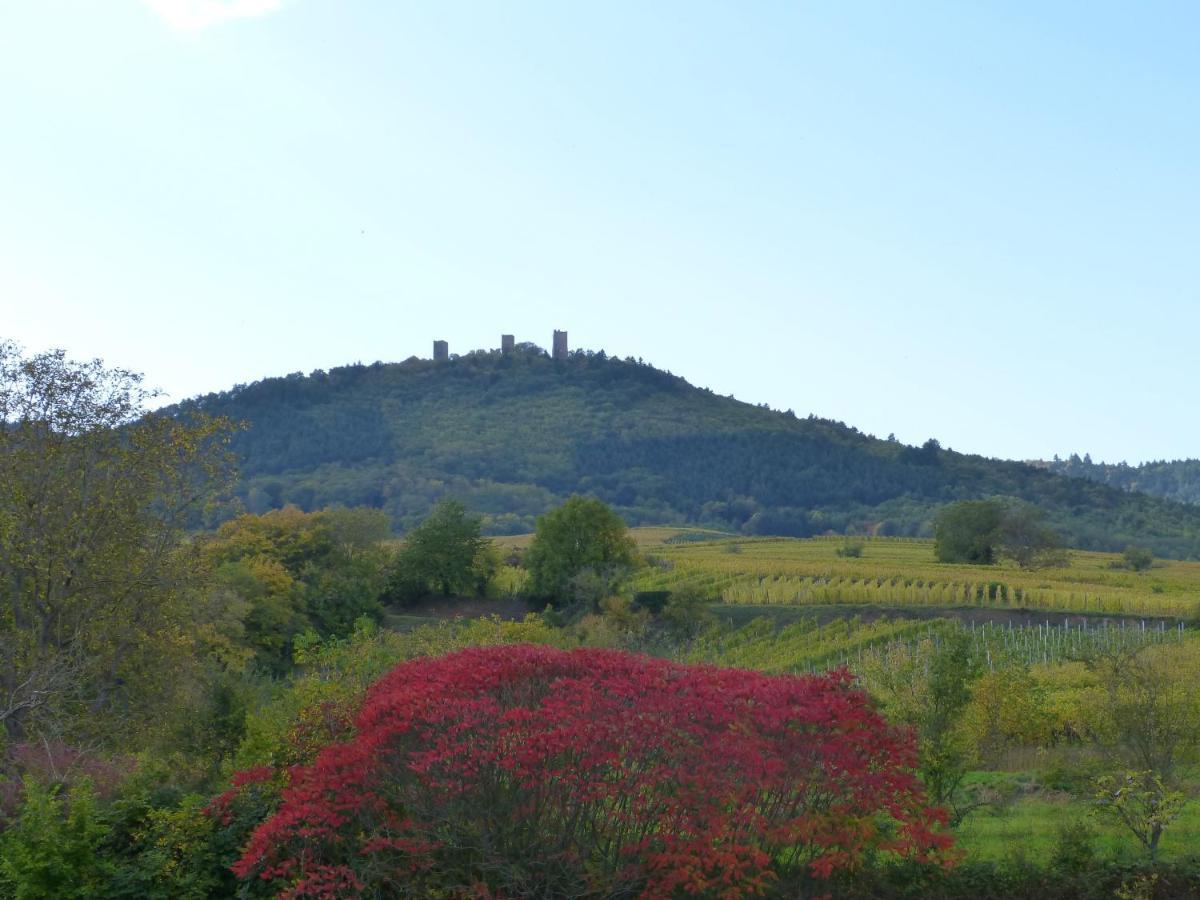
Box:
[552,330,568,360]
[433,340,448,361]
[501,334,515,353]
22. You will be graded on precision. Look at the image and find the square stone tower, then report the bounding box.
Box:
[433,340,448,361]
[552,330,568,360]
[501,334,515,353]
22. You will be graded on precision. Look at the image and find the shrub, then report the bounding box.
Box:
[1122,545,1155,573]
[232,645,954,897]
[0,780,112,899]
[837,538,865,558]
[107,795,221,900]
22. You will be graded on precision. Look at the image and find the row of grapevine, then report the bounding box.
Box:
[718,573,1195,616]
[683,616,947,674]
[637,536,1200,619]
[683,615,1191,676]
[633,566,1196,618]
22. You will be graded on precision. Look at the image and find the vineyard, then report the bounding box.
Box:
[633,535,1200,619]
[682,614,1190,675]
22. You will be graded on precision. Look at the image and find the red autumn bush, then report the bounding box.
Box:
[232,645,953,898]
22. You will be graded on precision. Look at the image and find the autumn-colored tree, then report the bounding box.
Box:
[230,645,953,898]
[0,342,233,743]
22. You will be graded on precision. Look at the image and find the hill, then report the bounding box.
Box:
[174,347,1200,557]
[1039,454,1200,506]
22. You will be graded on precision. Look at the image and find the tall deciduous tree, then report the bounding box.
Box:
[997,503,1067,569]
[525,496,637,605]
[859,632,981,824]
[388,499,494,603]
[0,342,234,743]
[933,500,1006,564]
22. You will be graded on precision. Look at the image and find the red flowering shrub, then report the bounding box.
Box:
[232,645,953,898]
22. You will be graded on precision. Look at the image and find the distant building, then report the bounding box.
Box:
[552,330,568,360]
[501,334,515,353]
[433,340,449,361]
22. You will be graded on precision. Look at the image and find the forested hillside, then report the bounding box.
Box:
[174,347,1200,556]
[1042,454,1200,506]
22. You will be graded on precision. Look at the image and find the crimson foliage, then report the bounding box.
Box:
[231,645,952,898]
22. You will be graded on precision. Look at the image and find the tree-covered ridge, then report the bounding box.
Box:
[174,347,1200,557]
[1041,454,1200,507]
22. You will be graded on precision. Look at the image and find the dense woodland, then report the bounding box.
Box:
[1044,455,1200,507]
[175,347,1200,558]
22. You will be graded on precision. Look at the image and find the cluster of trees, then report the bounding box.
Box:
[202,506,394,672]
[0,343,646,750]
[933,500,1067,568]
[172,347,1200,556]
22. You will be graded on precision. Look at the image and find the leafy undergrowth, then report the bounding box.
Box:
[223,644,955,898]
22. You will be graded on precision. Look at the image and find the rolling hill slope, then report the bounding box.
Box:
[174,347,1200,557]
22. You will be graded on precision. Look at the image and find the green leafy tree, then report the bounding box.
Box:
[997,502,1067,569]
[389,499,494,603]
[1081,644,1200,857]
[935,499,1064,568]
[933,500,1006,564]
[859,631,981,824]
[1092,771,1183,860]
[0,780,112,899]
[525,496,637,606]
[0,342,234,743]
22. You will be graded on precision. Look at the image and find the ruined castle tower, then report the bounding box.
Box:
[501,334,515,353]
[552,330,568,360]
[433,340,449,361]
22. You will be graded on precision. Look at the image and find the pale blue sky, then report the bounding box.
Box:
[2,1,1196,463]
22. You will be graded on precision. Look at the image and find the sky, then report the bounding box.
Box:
[1,1,1197,464]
